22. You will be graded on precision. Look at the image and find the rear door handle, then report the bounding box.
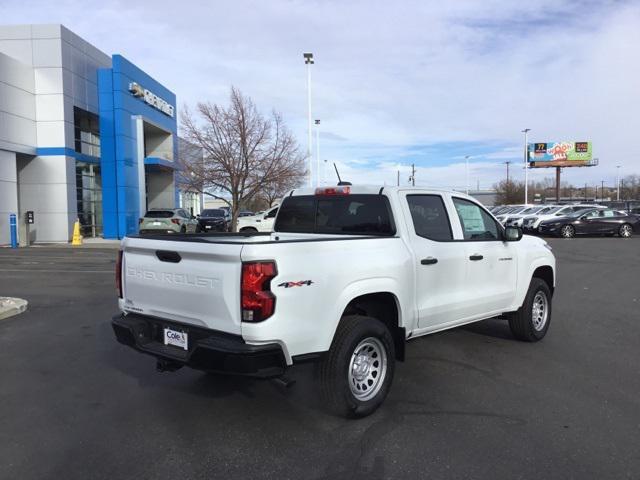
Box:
[421,257,438,265]
[469,254,484,261]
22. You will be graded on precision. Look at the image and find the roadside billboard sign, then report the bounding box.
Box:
[528,142,592,167]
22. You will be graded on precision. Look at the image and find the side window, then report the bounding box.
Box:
[266,207,278,219]
[584,210,600,219]
[406,195,453,241]
[452,198,500,241]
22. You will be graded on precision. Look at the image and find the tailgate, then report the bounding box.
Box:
[121,237,243,333]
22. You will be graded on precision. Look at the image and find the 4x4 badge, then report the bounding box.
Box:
[278,280,314,288]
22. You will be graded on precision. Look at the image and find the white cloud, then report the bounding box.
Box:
[1,0,638,186]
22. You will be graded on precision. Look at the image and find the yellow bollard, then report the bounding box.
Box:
[71,219,83,246]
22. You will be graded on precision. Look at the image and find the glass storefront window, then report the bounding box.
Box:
[74,107,101,158]
[75,162,103,237]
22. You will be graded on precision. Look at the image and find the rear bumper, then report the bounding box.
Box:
[112,313,286,378]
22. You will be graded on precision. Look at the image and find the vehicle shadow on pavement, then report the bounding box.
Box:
[460,317,514,340]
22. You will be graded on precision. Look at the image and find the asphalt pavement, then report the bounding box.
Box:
[0,237,639,480]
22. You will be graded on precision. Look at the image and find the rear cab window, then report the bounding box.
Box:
[275,194,396,236]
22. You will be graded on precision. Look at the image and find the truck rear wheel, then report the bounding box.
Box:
[320,315,395,418]
[507,278,552,342]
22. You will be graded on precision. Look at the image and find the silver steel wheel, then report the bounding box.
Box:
[531,291,549,331]
[348,337,387,401]
[561,225,574,238]
[620,224,632,238]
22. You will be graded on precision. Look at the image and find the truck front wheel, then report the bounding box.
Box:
[320,315,395,418]
[507,278,552,342]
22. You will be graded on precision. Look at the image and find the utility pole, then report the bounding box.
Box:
[584,182,587,202]
[522,128,531,204]
[616,165,621,201]
[315,119,321,187]
[303,53,314,187]
[505,161,511,183]
[465,155,470,194]
[397,170,400,187]
[601,180,605,201]
[409,164,416,186]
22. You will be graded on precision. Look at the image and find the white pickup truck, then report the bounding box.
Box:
[112,185,556,417]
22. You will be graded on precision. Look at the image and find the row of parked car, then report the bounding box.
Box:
[138,205,281,235]
[489,203,640,238]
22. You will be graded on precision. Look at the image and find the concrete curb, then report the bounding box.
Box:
[0,297,28,320]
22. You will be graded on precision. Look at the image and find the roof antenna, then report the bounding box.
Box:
[333,162,352,186]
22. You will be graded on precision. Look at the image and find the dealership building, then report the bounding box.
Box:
[0,24,181,244]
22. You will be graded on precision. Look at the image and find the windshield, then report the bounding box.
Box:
[508,206,527,214]
[275,194,395,236]
[201,209,226,217]
[521,206,544,214]
[542,206,562,214]
[144,210,174,218]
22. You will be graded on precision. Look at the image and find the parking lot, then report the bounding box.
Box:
[1,237,639,480]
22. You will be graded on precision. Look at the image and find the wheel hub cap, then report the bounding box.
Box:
[532,291,549,331]
[348,337,387,401]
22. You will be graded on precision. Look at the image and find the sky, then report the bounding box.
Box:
[2,0,639,190]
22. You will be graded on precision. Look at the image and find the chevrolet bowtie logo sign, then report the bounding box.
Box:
[128,82,175,118]
[128,82,145,98]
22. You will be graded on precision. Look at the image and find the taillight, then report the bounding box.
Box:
[171,218,180,225]
[315,186,350,196]
[116,250,123,298]
[241,261,277,322]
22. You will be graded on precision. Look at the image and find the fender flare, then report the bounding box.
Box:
[514,257,555,308]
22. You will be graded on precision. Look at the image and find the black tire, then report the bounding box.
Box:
[560,225,575,238]
[619,224,633,238]
[320,315,395,418]
[507,278,552,342]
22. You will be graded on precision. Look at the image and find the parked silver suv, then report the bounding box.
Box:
[139,208,198,234]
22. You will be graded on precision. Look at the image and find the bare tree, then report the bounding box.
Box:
[179,87,306,230]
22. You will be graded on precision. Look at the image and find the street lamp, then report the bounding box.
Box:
[464,155,471,194]
[616,165,621,201]
[303,53,314,187]
[522,128,531,204]
[315,119,321,187]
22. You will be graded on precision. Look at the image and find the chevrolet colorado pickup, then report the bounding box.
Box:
[112,185,556,417]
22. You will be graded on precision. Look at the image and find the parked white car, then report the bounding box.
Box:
[113,186,555,417]
[236,205,279,232]
[494,205,532,224]
[505,205,557,228]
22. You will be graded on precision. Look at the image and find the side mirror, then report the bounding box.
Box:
[191,215,197,220]
[504,226,523,241]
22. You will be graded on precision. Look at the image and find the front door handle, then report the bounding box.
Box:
[469,254,484,261]
[421,257,438,265]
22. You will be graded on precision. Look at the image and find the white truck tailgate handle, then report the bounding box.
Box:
[156,250,182,263]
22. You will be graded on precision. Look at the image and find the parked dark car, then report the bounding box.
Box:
[196,209,229,232]
[538,208,639,238]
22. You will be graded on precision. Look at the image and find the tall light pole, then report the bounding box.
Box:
[616,165,621,201]
[522,128,531,204]
[303,53,314,187]
[323,159,328,185]
[464,155,470,194]
[315,119,321,187]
